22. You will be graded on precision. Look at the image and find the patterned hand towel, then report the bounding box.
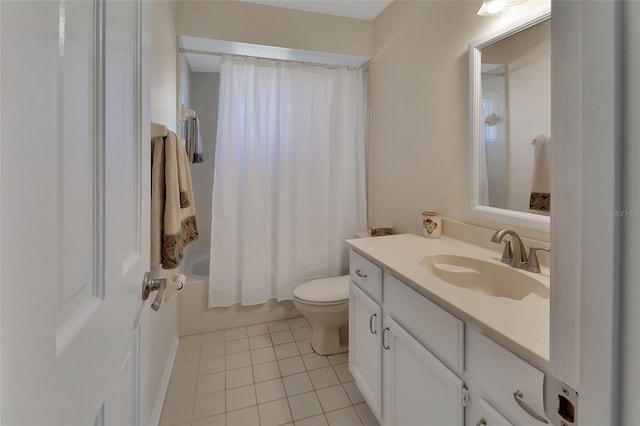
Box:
[151,128,199,269]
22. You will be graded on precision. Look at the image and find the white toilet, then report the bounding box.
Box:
[293,275,350,355]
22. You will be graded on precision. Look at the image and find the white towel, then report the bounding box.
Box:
[185,116,204,163]
[530,135,551,211]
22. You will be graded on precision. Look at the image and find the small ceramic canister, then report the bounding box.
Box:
[422,212,442,239]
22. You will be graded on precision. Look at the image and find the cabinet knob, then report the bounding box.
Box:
[476,419,487,426]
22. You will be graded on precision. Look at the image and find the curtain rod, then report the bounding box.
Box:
[179,48,369,71]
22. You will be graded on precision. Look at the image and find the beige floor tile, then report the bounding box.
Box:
[196,372,225,396]
[225,327,248,341]
[225,366,254,389]
[201,342,225,360]
[180,334,204,350]
[328,353,348,365]
[308,367,340,390]
[294,414,329,426]
[332,363,353,383]
[175,346,201,365]
[288,391,323,421]
[226,406,260,426]
[193,391,225,420]
[253,361,282,383]
[268,320,290,333]
[160,399,194,426]
[226,384,257,412]
[171,360,200,381]
[247,323,269,337]
[302,353,330,371]
[225,338,250,354]
[258,398,293,426]
[249,334,273,350]
[255,378,286,404]
[295,340,313,355]
[251,347,277,365]
[225,351,251,370]
[199,356,225,376]
[166,377,197,403]
[316,385,351,412]
[342,382,364,405]
[292,327,313,341]
[278,356,306,376]
[354,403,379,426]
[271,330,295,345]
[282,372,313,396]
[287,317,310,330]
[275,342,300,360]
[192,413,225,426]
[325,407,363,426]
[202,331,225,344]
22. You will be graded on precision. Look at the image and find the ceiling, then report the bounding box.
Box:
[236,0,393,20]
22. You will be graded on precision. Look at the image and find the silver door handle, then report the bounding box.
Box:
[513,390,548,424]
[142,272,166,311]
[369,314,377,334]
[382,327,390,350]
[355,269,367,278]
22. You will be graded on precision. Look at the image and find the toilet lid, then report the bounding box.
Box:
[294,275,350,304]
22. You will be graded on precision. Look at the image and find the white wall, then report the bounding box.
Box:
[187,72,220,258]
[370,0,550,241]
[178,52,191,136]
[148,0,180,421]
[175,0,373,58]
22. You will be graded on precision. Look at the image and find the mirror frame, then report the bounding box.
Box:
[469,6,551,232]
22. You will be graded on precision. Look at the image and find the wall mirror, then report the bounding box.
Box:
[469,6,551,231]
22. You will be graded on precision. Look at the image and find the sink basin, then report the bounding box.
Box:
[420,254,549,300]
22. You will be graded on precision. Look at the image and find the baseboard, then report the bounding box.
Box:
[149,333,180,426]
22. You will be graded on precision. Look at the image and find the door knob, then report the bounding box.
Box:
[142,272,167,311]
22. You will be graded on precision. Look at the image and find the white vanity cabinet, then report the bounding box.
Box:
[349,250,466,426]
[348,247,550,426]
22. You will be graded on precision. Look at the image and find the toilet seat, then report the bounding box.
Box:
[293,275,349,305]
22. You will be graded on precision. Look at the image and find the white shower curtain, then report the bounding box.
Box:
[208,55,367,307]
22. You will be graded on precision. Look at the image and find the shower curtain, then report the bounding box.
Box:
[208,55,367,307]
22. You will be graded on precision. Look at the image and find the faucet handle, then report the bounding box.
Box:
[523,247,550,273]
[499,240,513,265]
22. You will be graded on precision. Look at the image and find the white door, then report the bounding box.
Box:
[382,316,464,426]
[348,281,383,420]
[0,0,150,424]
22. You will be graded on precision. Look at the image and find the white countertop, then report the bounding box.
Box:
[346,233,550,370]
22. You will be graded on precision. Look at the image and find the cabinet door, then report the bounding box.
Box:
[467,396,513,426]
[383,316,465,426]
[349,281,383,419]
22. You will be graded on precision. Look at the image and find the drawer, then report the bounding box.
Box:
[385,274,464,373]
[350,250,382,303]
[468,332,547,425]
[468,396,513,426]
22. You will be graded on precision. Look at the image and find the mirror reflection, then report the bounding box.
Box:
[479,20,551,215]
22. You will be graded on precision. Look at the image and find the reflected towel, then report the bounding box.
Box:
[185,116,204,163]
[530,135,551,212]
[151,128,199,268]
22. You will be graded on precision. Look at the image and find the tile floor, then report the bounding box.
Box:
[160,317,379,426]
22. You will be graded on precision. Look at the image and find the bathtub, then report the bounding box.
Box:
[179,253,299,336]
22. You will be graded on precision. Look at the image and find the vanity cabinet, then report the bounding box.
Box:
[382,315,465,426]
[348,281,383,419]
[349,250,466,426]
[348,247,549,426]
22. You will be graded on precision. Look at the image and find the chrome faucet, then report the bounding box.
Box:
[491,228,528,269]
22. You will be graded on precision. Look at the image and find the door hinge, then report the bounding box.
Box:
[462,386,471,408]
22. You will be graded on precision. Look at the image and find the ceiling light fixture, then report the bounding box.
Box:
[477,0,527,16]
